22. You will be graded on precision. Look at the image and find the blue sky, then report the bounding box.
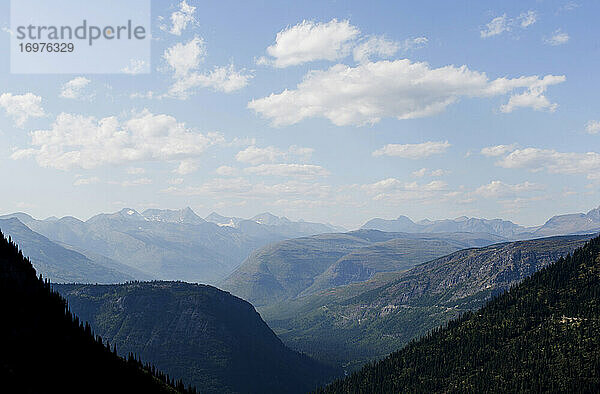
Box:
[0,0,599,228]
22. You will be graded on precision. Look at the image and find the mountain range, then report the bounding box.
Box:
[0,218,149,283]
[221,230,505,307]
[260,235,592,369]
[0,208,342,284]
[2,205,600,286]
[320,235,600,392]
[362,205,600,239]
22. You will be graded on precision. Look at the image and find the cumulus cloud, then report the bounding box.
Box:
[169,64,253,96]
[120,178,152,187]
[173,159,198,175]
[244,163,329,178]
[486,145,600,179]
[163,37,251,98]
[500,75,565,113]
[73,176,100,186]
[480,144,518,156]
[545,29,570,46]
[412,168,448,177]
[361,178,448,202]
[163,36,206,76]
[60,77,92,100]
[586,120,600,134]
[121,59,149,75]
[235,145,314,164]
[373,141,451,159]
[0,93,46,127]
[248,60,565,126]
[164,178,331,200]
[480,11,537,38]
[430,169,448,177]
[160,0,197,36]
[475,180,543,198]
[412,168,428,177]
[11,109,224,170]
[215,165,238,176]
[519,11,537,28]
[257,19,360,68]
[352,36,399,63]
[481,14,510,38]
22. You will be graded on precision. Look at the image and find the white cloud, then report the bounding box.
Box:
[481,11,537,38]
[248,60,565,126]
[258,19,360,67]
[160,0,197,36]
[164,178,331,200]
[373,141,451,159]
[412,168,428,177]
[163,37,251,98]
[12,109,224,170]
[244,163,329,178]
[430,169,448,177]
[0,93,46,127]
[519,11,537,28]
[73,176,100,186]
[480,144,518,157]
[163,36,206,77]
[475,180,543,198]
[499,74,565,113]
[235,145,314,164]
[545,29,569,46]
[174,159,198,175]
[353,36,399,63]
[236,145,285,164]
[403,37,429,51]
[60,77,92,100]
[121,59,148,75]
[215,165,238,176]
[412,168,448,178]
[130,91,155,99]
[490,146,600,178]
[120,178,152,187]
[361,178,449,202]
[481,14,510,38]
[169,64,252,96]
[586,120,600,134]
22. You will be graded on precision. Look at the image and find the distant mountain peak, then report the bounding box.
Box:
[0,212,35,224]
[251,212,289,225]
[119,208,141,216]
[142,207,205,224]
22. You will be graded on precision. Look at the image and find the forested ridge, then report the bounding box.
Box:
[319,235,600,393]
[55,281,339,394]
[0,230,196,393]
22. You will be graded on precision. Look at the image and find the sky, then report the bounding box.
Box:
[0,0,599,229]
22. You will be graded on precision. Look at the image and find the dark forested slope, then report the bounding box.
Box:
[320,235,600,393]
[55,281,338,394]
[0,231,192,394]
